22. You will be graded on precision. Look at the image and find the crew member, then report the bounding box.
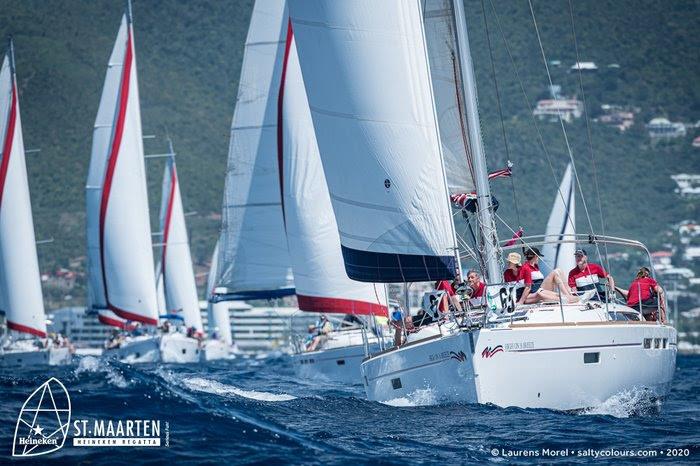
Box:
[568,248,615,295]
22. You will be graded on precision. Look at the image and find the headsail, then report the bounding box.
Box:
[542,163,576,272]
[279,23,388,316]
[215,0,294,299]
[422,0,477,195]
[0,47,47,338]
[85,13,159,325]
[288,0,458,283]
[158,156,203,331]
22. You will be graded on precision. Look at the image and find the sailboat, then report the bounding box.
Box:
[86,6,199,364]
[288,0,676,409]
[279,11,391,382]
[204,241,235,359]
[542,163,576,274]
[0,41,71,367]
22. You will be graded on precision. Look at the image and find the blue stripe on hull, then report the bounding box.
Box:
[341,245,456,282]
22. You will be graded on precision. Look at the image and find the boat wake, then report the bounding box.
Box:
[582,387,661,418]
[182,376,297,402]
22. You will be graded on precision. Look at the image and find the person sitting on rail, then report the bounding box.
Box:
[568,248,615,298]
[518,247,595,305]
[465,270,486,307]
[503,252,525,301]
[434,278,463,313]
[623,267,666,322]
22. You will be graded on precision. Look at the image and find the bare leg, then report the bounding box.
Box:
[449,294,463,312]
[541,268,577,302]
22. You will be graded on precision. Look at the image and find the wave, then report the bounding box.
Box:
[384,388,436,407]
[74,356,129,389]
[182,377,297,402]
[582,387,661,418]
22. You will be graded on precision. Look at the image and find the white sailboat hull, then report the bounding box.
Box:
[292,342,383,385]
[201,339,231,361]
[103,333,200,364]
[0,346,73,367]
[362,314,676,410]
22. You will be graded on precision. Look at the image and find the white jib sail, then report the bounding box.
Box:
[279,28,388,316]
[207,241,232,345]
[159,158,203,331]
[543,163,576,272]
[288,0,457,282]
[85,14,159,325]
[0,52,47,338]
[215,0,294,299]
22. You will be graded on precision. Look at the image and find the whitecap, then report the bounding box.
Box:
[384,388,436,407]
[583,387,659,418]
[183,377,296,402]
[75,356,129,389]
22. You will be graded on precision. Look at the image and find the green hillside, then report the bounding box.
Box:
[0,0,697,307]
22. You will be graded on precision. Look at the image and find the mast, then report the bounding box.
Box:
[451,0,501,283]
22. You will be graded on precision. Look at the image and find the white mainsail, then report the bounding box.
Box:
[279,24,388,315]
[288,0,458,283]
[0,49,47,338]
[158,157,203,331]
[86,13,159,326]
[542,163,576,272]
[207,241,232,345]
[215,0,294,299]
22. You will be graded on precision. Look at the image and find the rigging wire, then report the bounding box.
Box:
[526,0,605,266]
[567,0,612,275]
[479,0,521,228]
[485,0,577,242]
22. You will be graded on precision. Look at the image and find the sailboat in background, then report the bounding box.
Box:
[157,150,228,361]
[289,0,675,410]
[542,163,576,274]
[0,41,71,367]
[279,11,390,382]
[204,241,235,359]
[86,7,199,363]
[212,0,294,304]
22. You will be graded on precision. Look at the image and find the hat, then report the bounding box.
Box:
[506,252,522,265]
[524,247,541,258]
[574,248,587,256]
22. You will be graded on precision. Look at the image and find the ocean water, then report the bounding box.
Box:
[1,354,698,465]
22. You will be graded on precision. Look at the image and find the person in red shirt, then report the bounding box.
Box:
[466,270,486,307]
[518,247,593,305]
[503,252,523,297]
[625,267,665,321]
[568,249,616,293]
[434,278,463,313]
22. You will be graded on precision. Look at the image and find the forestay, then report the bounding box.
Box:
[279,24,388,316]
[216,0,294,299]
[158,158,203,331]
[0,51,47,338]
[85,14,159,325]
[542,163,576,273]
[288,0,458,283]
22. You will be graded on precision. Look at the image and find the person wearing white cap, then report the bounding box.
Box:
[518,247,595,305]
